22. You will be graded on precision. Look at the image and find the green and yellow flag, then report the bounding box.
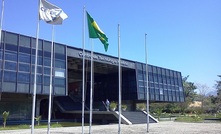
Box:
[86,11,109,52]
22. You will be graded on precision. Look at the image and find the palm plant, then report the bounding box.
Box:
[2,111,9,128]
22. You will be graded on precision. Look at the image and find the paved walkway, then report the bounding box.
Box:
[1,121,221,134]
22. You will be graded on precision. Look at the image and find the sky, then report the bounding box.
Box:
[1,0,221,91]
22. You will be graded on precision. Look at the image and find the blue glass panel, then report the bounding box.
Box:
[44,76,50,85]
[44,58,51,66]
[5,51,17,61]
[0,70,2,80]
[19,63,30,72]
[54,78,65,86]
[19,46,31,54]
[31,74,42,84]
[55,53,65,60]
[0,51,3,59]
[18,53,30,63]
[18,73,30,83]
[44,51,51,57]
[4,71,16,82]
[31,65,42,74]
[5,61,17,70]
[55,60,65,69]
[44,67,50,75]
[5,44,18,51]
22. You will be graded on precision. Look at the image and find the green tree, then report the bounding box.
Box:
[150,103,165,120]
[196,83,211,112]
[215,75,221,111]
[178,76,197,114]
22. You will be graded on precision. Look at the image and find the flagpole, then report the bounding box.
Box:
[31,0,40,133]
[89,39,94,134]
[145,33,149,132]
[0,0,4,43]
[82,6,86,134]
[47,25,55,134]
[118,24,121,134]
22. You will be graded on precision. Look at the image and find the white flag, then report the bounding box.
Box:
[39,0,68,25]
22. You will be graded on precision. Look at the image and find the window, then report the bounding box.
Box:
[31,56,42,65]
[160,88,163,95]
[0,70,2,80]
[55,60,65,69]
[5,32,18,45]
[18,73,30,83]
[5,61,17,70]
[31,39,43,50]
[44,76,50,85]
[18,53,30,63]
[55,43,65,54]
[31,74,42,84]
[19,63,30,72]
[43,41,51,52]
[5,51,17,61]
[54,86,65,95]
[44,67,51,75]
[32,65,42,74]
[44,57,51,66]
[44,51,51,58]
[5,44,18,51]
[136,63,142,70]
[4,71,16,82]
[54,69,65,77]
[54,78,65,86]
[19,46,31,54]
[19,35,31,47]
[0,51,3,59]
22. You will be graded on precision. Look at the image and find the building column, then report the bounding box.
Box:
[36,99,41,117]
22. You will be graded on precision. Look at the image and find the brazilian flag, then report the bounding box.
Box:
[86,11,109,52]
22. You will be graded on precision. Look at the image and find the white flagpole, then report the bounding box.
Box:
[47,25,55,134]
[0,0,4,43]
[31,1,40,133]
[82,6,86,134]
[89,39,94,134]
[118,24,121,134]
[145,33,149,132]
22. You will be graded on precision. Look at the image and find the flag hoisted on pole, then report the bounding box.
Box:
[31,0,67,134]
[86,11,109,134]
[86,11,109,52]
[39,0,68,25]
[145,33,150,133]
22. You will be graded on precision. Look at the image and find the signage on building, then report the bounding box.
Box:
[67,48,135,69]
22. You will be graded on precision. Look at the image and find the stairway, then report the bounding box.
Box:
[54,96,82,112]
[121,111,158,124]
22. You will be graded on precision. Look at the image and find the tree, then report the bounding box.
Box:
[150,103,165,120]
[215,75,221,111]
[196,83,211,110]
[183,76,197,103]
[176,76,197,114]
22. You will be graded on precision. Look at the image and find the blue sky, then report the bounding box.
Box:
[1,0,221,91]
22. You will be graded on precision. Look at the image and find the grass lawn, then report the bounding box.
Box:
[0,122,84,130]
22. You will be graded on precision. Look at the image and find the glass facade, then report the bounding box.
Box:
[0,30,184,102]
[136,63,184,102]
[0,31,67,95]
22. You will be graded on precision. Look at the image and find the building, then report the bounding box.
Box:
[0,30,184,122]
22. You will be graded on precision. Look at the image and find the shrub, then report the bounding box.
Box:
[2,111,9,128]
